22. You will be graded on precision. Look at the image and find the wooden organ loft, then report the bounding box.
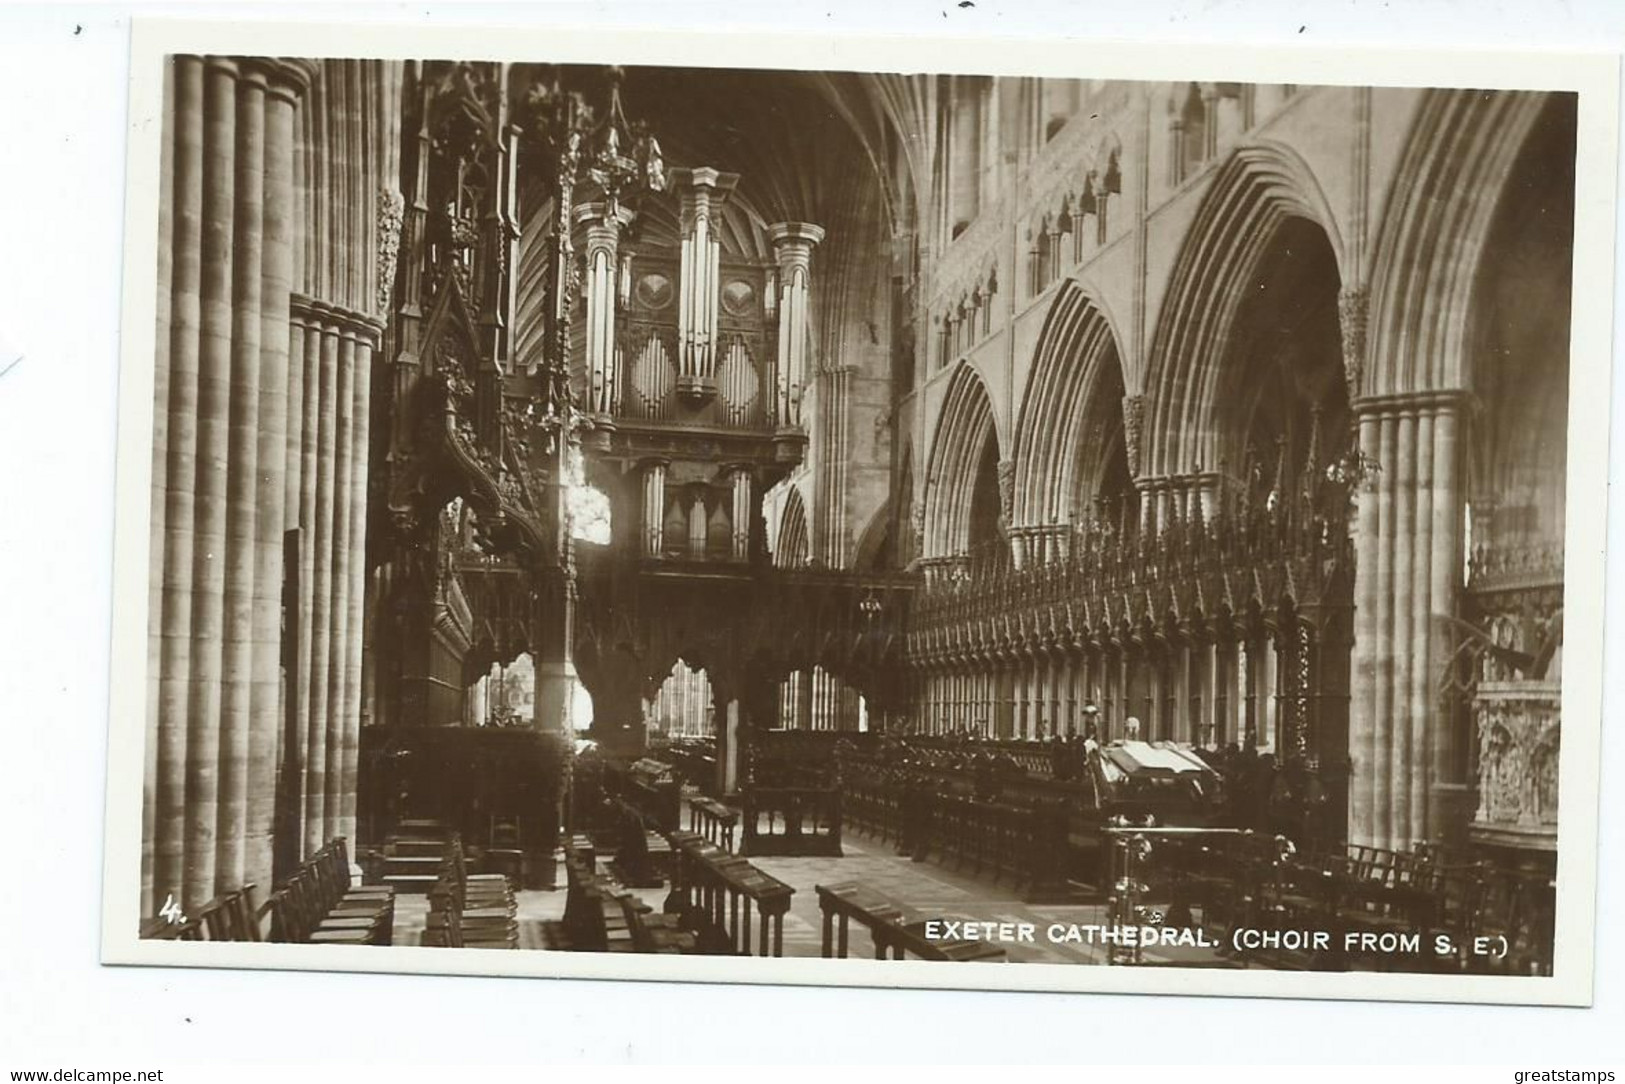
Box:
[358,60,912,873]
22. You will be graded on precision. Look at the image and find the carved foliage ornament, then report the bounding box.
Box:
[996,459,1016,528]
[1337,287,1368,401]
[377,187,405,315]
[1121,393,1145,477]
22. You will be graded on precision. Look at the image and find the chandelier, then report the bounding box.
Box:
[519,65,666,218]
[513,65,667,424]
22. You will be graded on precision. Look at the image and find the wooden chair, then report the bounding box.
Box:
[330,839,394,899]
[267,863,381,945]
[229,883,266,942]
[196,892,239,941]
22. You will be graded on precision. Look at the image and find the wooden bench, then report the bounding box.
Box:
[815,881,1005,962]
[265,839,395,945]
[666,830,794,956]
[424,838,518,949]
[560,840,694,954]
[688,797,738,852]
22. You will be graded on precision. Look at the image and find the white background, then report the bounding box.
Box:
[1,0,1622,1067]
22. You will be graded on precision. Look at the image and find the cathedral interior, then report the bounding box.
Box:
[138,58,1573,972]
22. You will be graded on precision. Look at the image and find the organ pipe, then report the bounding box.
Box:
[672,167,737,400]
[767,222,824,428]
[573,202,633,417]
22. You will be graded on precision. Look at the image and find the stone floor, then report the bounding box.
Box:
[749,834,1108,963]
[389,805,1227,966]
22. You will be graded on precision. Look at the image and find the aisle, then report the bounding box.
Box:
[742,828,1113,963]
[385,813,1226,966]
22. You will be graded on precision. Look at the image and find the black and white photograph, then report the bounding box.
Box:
[96,16,1618,1007]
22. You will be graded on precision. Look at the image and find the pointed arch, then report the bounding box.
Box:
[775,487,810,569]
[1366,89,1552,396]
[894,447,918,567]
[1012,281,1130,529]
[851,498,893,571]
[1144,141,1346,479]
[923,362,1001,558]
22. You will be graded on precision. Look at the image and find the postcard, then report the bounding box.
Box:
[102,15,1619,1005]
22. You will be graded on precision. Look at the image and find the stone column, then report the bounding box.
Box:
[1427,407,1465,837]
[288,307,319,853]
[153,55,204,914]
[533,555,578,737]
[144,62,177,912]
[302,312,339,855]
[287,58,401,861]
[768,222,825,428]
[1349,391,1464,849]
[180,55,241,909]
[322,323,357,834]
[216,59,266,894]
[144,56,312,913]
[245,62,302,893]
[339,317,381,846]
[1350,410,1380,844]
[716,692,741,795]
